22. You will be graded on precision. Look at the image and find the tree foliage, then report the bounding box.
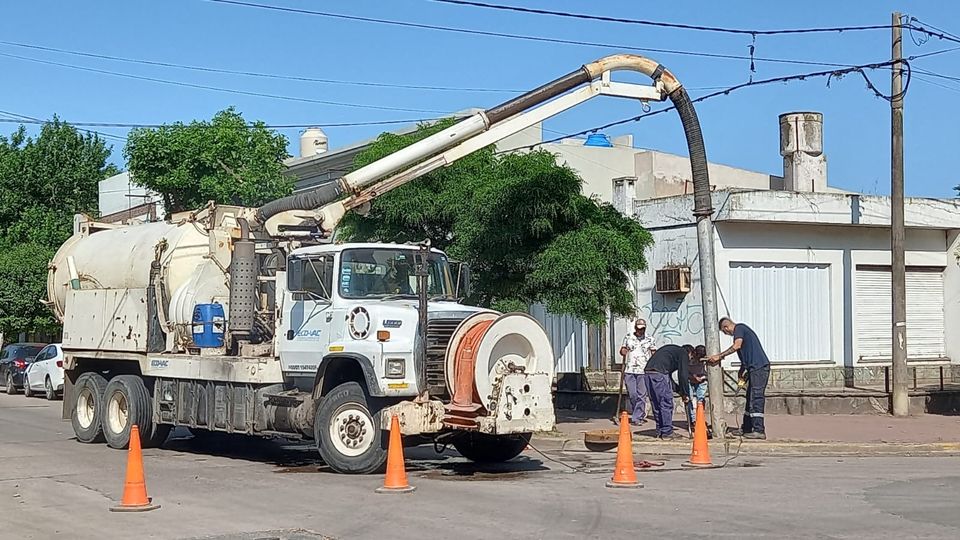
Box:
[339,120,654,324]
[0,120,117,337]
[124,107,292,213]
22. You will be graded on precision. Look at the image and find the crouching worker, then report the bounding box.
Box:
[706,318,771,440]
[643,344,693,440]
[687,345,713,439]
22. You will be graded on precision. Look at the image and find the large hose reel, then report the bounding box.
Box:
[443,312,554,428]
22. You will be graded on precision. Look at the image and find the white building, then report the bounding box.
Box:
[623,189,960,375]
[98,171,164,223]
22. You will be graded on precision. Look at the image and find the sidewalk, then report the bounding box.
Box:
[533,410,960,457]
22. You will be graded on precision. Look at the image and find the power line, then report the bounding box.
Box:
[432,0,896,36]
[0,50,451,115]
[0,40,524,94]
[496,59,910,155]
[0,117,440,129]
[0,108,127,142]
[201,0,855,68]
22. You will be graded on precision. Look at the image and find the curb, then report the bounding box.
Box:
[531,435,960,457]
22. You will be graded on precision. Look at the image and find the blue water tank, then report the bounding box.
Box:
[192,303,225,348]
[584,133,614,147]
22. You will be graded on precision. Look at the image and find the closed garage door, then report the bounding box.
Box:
[729,262,832,363]
[855,266,945,361]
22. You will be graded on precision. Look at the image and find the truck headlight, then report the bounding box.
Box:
[386,358,405,379]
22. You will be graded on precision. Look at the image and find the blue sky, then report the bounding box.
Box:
[1,0,958,197]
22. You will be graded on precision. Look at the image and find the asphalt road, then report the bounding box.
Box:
[2,393,959,540]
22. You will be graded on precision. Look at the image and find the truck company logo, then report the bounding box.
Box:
[383,319,402,328]
[296,329,323,342]
[150,359,169,369]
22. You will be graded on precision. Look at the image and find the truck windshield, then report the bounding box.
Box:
[339,248,453,299]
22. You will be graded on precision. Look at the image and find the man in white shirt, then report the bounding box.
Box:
[619,319,657,426]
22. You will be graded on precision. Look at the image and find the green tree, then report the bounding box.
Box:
[339,120,653,324]
[0,120,116,338]
[124,107,292,213]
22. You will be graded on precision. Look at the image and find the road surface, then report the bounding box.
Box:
[1,393,958,539]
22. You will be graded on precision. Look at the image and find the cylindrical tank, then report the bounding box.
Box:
[779,112,823,157]
[299,127,328,157]
[47,221,222,324]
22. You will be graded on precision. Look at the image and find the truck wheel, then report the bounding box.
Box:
[102,375,157,450]
[314,382,387,474]
[453,432,532,463]
[72,372,108,443]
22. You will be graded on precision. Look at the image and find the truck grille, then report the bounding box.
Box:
[425,318,461,400]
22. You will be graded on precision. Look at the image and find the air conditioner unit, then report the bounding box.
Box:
[655,266,691,294]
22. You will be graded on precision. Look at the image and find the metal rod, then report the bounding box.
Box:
[891,12,909,416]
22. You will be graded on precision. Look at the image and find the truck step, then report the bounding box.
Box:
[263,390,309,408]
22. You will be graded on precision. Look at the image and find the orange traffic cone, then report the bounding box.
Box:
[110,425,160,512]
[606,411,642,489]
[375,415,416,494]
[682,402,716,468]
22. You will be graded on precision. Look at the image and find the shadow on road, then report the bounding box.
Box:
[159,428,549,479]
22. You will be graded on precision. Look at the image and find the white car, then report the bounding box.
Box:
[23,344,64,400]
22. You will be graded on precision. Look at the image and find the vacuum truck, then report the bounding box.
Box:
[48,54,684,473]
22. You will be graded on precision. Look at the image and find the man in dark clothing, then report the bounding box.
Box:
[706,318,771,439]
[644,344,693,440]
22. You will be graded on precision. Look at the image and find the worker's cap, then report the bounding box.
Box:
[634,319,646,328]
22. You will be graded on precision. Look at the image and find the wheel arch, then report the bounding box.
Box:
[313,353,382,399]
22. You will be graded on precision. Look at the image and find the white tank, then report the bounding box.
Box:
[300,127,328,157]
[47,220,230,330]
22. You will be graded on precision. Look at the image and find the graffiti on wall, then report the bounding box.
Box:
[637,296,704,345]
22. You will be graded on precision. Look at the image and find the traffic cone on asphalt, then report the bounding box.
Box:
[375,415,416,494]
[110,425,160,512]
[606,411,642,489]
[682,402,716,468]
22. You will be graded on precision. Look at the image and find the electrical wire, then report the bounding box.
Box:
[201,0,857,69]
[0,117,442,129]
[0,40,525,94]
[432,0,896,36]
[496,59,911,156]
[0,108,127,142]
[0,50,450,115]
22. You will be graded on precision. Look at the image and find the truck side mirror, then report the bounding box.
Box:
[452,261,472,300]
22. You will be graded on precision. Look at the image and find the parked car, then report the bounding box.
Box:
[23,343,64,400]
[0,343,46,395]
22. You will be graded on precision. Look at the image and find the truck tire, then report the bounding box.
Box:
[314,382,387,474]
[453,432,532,463]
[72,372,108,443]
[102,375,161,449]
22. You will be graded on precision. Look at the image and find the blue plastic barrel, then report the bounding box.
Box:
[192,303,225,348]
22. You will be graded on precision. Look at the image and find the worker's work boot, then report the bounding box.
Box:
[743,431,766,440]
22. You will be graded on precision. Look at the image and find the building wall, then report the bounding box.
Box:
[621,218,957,369]
[98,172,163,219]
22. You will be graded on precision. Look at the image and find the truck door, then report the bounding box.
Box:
[278,254,335,375]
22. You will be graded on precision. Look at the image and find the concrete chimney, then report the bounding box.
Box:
[613,176,637,216]
[779,112,827,192]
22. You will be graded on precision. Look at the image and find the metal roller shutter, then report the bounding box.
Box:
[729,262,832,363]
[855,266,945,360]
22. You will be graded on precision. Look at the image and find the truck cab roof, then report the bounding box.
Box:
[290,242,447,258]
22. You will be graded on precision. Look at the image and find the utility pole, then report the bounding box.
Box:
[890,12,909,417]
[697,211,727,439]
